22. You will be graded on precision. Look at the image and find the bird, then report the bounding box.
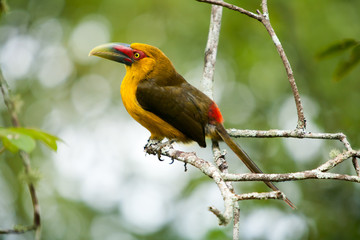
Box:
[89,42,295,209]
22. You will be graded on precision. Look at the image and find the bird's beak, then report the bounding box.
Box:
[89,43,134,66]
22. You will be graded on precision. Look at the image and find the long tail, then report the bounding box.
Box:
[215,123,296,209]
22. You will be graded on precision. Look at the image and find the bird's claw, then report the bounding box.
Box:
[144,139,185,170]
[144,139,164,161]
[144,138,160,149]
[144,139,175,162]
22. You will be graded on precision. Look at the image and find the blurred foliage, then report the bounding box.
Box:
[317,39,360,81]
[204,229,230,240]
[0,0,8,17]
[0,0,360,240]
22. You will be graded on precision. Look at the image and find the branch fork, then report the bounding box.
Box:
[197,0,306,130]
[195,1,358,239]
[144,141,293,227]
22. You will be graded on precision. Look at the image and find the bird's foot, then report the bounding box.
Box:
[144,138,174,162]
[144,138,161,149]
[144,138,163,161]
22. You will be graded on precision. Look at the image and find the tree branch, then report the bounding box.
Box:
[226,128,352,151]
[145,142,236,226]
[145,142,360,184]
[212,140,241,240]
[200,2,244,235]
[258,1,306,130]
[0,68,41,239]
[144,139,360,230]
[196,1,317,238]
[0,225,36,234]
[197,0,306,130]
[236,191,286,201]
[224,169,360,183]
[201,1,223,99]
[232,203,240,240]
[197,0,261,21]
[353,157,360,177]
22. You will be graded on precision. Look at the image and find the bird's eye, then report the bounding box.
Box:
[134,52,140,59]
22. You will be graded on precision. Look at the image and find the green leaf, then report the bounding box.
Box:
[333,45,360,81]
[10,128,61,151]
[0,127,61,153]
[0,129,36,153]
[1,137,19,153]
[317,39,359,59]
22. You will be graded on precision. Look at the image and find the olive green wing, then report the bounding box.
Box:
[136,77,211,147]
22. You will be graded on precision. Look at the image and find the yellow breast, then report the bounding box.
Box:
[120,71,188,142]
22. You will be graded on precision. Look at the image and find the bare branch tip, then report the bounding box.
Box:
[209,206,229,225]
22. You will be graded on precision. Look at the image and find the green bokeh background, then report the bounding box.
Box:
[1,0,360,239]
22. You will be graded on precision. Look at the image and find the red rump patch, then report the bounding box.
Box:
[208,102,223,124]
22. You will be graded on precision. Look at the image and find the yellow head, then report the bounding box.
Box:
[89,42,176,81]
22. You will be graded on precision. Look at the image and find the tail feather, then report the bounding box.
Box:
[215,123,296,209]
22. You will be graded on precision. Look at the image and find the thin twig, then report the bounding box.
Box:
[317,149,356,172]
[352,157,360,177]
[226,129,351,151]
[208,206,227,224]
[232,204,240,240]
[259,1,306,130]
[227,128,345,140]
[224,169,360,183]
[0,71,20,127]
[0,68,41,239]
[212,140,231,187]
[236,191,285,201]
[201,1,223,99]
[0,225,36,234]
[196,0,261,21]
